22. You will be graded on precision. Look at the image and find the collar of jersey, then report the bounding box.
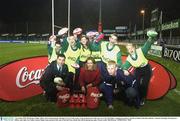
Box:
[106,43,115,51]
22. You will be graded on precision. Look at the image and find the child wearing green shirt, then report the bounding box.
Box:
[122,30,158,106]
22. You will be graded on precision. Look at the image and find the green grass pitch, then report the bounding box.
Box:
[0,43,180,116]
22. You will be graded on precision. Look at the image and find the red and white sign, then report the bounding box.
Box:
[0,56,48,101]
[86,87,101,109]
[0,56,176,101]
[56,88,70,108]
[147,60,170,100]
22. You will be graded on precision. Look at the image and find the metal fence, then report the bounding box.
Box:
[122,37,180,46]
[162,37,180,45]
[1,35,180,46]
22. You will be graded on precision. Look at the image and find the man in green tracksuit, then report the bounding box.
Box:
[122,30,158,106]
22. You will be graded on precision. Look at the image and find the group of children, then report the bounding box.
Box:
[46,27,158,109]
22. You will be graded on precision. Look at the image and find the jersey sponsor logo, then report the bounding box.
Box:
[67,56,77,61]
[102,55,112,62]
[91,54,101,59]
[80,55,90,59]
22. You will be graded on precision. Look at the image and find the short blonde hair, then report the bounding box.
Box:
[110,33,118,40]
[126,43,137,48]
[126,43,134,47]
[81,35,88,40]
[107,60,117,67]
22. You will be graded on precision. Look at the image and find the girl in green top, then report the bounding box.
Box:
[79,35,91,67]
[122,30,158,106]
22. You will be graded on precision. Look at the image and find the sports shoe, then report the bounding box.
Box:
[140,99,145,106]
[108,105,114,109]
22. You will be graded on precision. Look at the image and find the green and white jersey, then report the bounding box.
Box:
[122,37,155,70]
[79,45,91,62]
[101,41,122,67]
[89,41,102,62]
[48,47,57,63]
[48,41,58,63]
[64,45,80,73]
[127,48,148,68]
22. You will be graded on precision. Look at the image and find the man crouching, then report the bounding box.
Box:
[40,54,69,102]
[100,61,138,109]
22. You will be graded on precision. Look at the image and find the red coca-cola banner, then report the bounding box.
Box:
[147,60,170,100]
[0,56,48,101]
[0,56,176,101]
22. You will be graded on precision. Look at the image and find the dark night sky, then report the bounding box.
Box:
[0,0,179,34]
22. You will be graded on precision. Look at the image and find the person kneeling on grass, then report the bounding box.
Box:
[40,54,70,102]
[99,61,138,109]
[122,30,158,106]
[78,57,101,94]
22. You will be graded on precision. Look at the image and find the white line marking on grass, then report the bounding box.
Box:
[174,89,180,96]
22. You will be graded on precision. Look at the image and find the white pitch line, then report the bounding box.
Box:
[174,89,180,96]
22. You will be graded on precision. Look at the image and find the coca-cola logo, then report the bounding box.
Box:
[0,56,48,101]
[58,94,70,103]
[58,94,70,100]
[16,67,44,88]
[90,92,102,98]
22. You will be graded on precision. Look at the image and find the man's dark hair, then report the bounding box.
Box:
[57,54,66,59]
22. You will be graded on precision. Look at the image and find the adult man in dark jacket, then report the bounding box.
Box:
[40,54,69,102]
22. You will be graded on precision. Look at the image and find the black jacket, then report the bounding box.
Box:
[40,60,69,91]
